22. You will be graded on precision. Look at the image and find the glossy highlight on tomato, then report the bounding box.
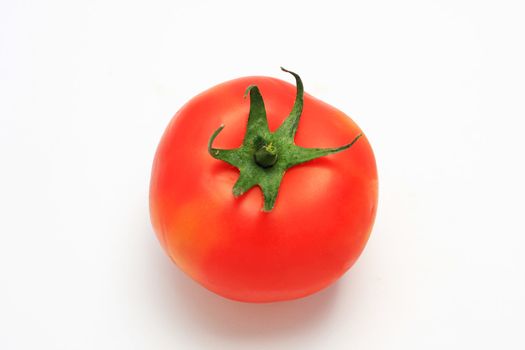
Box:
[150,70,378,303]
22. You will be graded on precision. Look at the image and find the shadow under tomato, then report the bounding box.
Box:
[149,242,339,339]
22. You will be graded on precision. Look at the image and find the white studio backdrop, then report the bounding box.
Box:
[1,0,525,349]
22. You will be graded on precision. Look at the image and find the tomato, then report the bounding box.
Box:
[149,69,378,303]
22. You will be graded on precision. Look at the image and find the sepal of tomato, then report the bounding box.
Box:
[208,68,362,211]
[150,68,378,302]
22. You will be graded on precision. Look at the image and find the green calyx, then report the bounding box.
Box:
[208,67,362,212]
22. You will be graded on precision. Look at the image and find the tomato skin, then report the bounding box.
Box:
[150,76,378,302]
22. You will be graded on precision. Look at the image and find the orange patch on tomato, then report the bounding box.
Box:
[163,197,223,281]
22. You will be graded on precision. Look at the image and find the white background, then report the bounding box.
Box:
[1,0,525,349]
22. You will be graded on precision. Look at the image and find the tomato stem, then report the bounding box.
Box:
[254,142,278,168]
[208,68,362,211]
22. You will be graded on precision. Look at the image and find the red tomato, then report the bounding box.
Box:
[150,70,378,302]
